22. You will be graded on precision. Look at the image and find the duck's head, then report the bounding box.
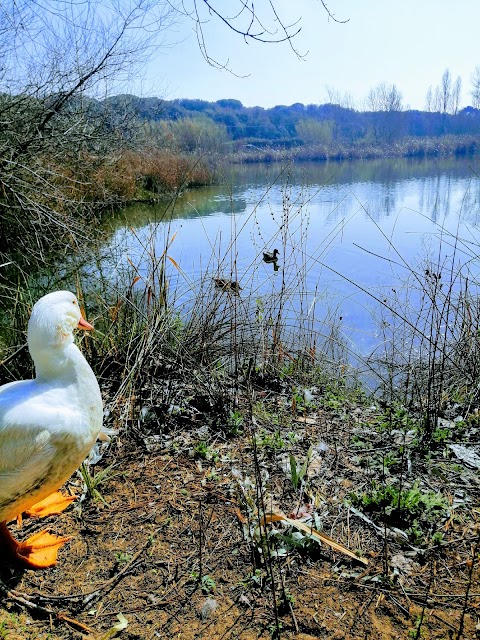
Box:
[28,291,93,366]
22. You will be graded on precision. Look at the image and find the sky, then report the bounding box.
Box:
[137,0,480,111]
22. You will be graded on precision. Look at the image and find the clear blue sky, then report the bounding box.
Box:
[138,0,480,110]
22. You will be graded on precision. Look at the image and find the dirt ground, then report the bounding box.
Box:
[0,401,479,640]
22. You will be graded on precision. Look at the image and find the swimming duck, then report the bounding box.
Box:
[213,278,242,294]
[0,291,103,568]
[263,249,279,263]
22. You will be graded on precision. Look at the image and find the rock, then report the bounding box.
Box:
[450,444,480,469]
[200,598,218,620]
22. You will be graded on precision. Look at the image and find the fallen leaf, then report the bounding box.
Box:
[98,613,128,640]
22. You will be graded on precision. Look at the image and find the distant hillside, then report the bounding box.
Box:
[104,95,480,139]
[86,95,480,161]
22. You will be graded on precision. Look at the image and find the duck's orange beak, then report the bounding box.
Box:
[77,316,94,331]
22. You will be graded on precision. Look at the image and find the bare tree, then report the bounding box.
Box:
[366,82,403,112]
[172,1,348,70]
[471,66,480,108]
[451,76,462,114]
[364,82,404,142]
[324,85,356,110]
[0,0,347,262]
[429,68,462,113]
[425,85,434,112]
[0,0,180,262]
[439,69,453,113]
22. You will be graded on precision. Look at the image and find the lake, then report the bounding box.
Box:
[99,155,480,363]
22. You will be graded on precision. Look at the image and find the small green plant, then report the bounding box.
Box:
[115,552,132,565]
[432,425,451,443]
[383,451,401,469]
[278,587,295,613]
[268,621,283,639]
[194,440,219,462]
[239,569,264,589]
[205,468,219,482]
[319,389,344,410]
[377,403,418,435]
[408,615,428,639]
[253,402,281,427]
[0,621,9,640]
[286,431,299,445]
[291,389,308,414]
[350,434,367,448]
[80,462,113,505]
[351,481,448,542]
[256,429,286,450]
[190,571,216,594]
[430,531,444,545]
[289,446,312,491]
[201,574,216,594]
[226,410,244,436]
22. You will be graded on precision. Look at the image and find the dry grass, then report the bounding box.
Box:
[2,169,480,640]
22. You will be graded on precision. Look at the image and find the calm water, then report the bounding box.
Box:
[99,156,480,356]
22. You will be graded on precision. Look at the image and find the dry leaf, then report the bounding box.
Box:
[293,417,318,425]
[167,255,180,269]
[97,613,128,640]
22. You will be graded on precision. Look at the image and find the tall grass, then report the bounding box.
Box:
[367,225,480,445]
[3,165,480,446]
[2,166,480,637]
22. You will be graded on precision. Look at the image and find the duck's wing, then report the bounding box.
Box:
[0,380,78,513]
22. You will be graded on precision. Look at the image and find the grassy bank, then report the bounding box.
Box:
[227,134,480,164]
[0,146,215,270]
[1,193,479,637]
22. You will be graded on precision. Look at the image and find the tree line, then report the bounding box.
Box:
[99,87,480,156]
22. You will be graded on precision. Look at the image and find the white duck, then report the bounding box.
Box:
[0,291,103,568]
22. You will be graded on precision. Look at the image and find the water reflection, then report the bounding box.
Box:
[97,156,480,355]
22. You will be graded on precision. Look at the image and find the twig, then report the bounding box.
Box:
[0,579,56,616]
[19,535,154,606]
[456,528,480,640]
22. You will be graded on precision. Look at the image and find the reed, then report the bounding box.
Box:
[1,166,479,638]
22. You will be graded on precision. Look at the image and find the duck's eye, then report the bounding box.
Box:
[72,300,77,305]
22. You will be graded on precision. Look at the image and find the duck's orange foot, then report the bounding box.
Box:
[16,530,73,569]
[0,522,71,569]
[25,491,76,518]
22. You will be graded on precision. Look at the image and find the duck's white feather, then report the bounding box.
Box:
[0,292,103,523]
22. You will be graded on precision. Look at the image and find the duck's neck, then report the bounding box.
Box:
[32,341,93,385]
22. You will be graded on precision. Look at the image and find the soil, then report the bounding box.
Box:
[0,398,479,640]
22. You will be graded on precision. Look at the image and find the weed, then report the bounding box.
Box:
[278,586,295,613]
[383,451,401,469]
[256,429,286,451]
[268,621,283,639]
[79,462,114,505]
[408,616,428,639]
[0,614,27,638]
[201,575,216,594]
[289,446,312,492]
[432,425,451,443]
[226,410,244,436]
[351,481,448,542]
[431,531,444,545]
[377,404,418,433]
[291,388,311,414]
[253,403,282,427]
[194,441,219,462]
[115,552,132,565]
[286,431,299,445]
[240,569,265,589]
[189,572,216,594]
